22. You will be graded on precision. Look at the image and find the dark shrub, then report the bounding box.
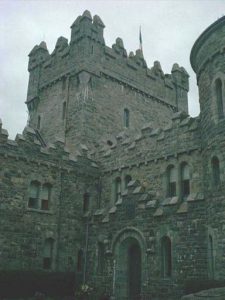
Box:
[184,279,225,294]
[0,270,76,298]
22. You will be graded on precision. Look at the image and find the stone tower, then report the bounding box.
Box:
[26,10,189,152]
[2,10,225,300]
[191,16,225,278]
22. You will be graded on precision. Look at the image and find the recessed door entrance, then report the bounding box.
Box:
[115,237,142,300]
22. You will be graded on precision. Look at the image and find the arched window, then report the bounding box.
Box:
[83,193,90,213]
[62,102,66,120]
[161,236,172,277]
[208,235,214,278]
[77,249,84,273]
[215,78,224,119]
[28,181,40,209]
[97,242,105,274]
[125,175,132,189]
[41,183,51,210]
[43,238,54,270]
[115,177,122,202]
[167,165,176,197]
[181,163,190,199]
[124,108,130,128]
[211,156,220,186]
[37,116,41,130]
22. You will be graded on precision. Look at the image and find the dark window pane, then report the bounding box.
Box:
[41,199,49,210]
[169,182,176,197]
[182,179,190,197]
[28,197,39,209]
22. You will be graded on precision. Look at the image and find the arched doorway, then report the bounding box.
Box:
[113,230,145,300]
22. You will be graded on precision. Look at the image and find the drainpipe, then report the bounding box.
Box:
[83,218,89,284]
[111,259,116,300]
[55,170,63,270]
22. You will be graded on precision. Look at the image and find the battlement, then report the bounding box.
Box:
[0,120,99,174]
[26,10,189,115]
[94,111,201,172]
[70,10,105,45]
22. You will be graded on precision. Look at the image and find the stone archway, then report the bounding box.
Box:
[112,228,146,300]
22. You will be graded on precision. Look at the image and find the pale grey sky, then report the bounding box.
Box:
[1,0,225,138]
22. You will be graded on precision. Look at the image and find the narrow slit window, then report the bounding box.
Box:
[62,102,66,120]
[161,236,172,277]
[43,238,54,270]
[211,156,220,186]
[208,235,214,278]
[115,177,122,203]
[215,79,224,119]
[37,116,41,130]
[124,108,130,128]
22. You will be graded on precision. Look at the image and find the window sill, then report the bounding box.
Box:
[26,208,53,215]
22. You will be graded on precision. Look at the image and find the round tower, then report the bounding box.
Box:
[190,16,225,143]
[191,17,225,279]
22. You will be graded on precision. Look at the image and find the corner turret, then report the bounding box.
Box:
[28,41,49,71]
[27,41,49,104]
[172,63,189,113]
[70,10,105,57]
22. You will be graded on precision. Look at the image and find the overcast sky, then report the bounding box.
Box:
[1,0,225,138]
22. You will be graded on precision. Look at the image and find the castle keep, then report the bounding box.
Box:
[1,10,225,299]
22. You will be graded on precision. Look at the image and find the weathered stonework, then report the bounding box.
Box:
[1,10,225,300]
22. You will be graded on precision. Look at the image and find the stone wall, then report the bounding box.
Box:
[0,120,100,272]
[1,10,225,300]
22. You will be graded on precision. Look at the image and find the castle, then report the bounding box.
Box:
[1,10,225,300]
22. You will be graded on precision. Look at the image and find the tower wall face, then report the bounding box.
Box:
[26,13,189,150]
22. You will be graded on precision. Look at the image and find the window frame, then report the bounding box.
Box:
[180,162,190,199]
[43,238,54,270]
[167,165,177,197]
[28,181,52,211]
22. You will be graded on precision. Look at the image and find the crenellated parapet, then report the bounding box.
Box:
[28,41,50,72]
[0,121,99,176]
[94,111,201,171]
[26,10,189,116]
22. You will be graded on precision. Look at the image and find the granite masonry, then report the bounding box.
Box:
[1,10,225,300]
